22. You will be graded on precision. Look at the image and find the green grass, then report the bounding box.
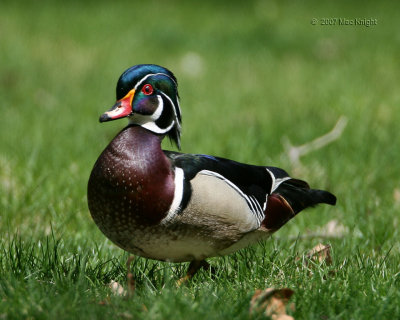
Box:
[1,0,400,318]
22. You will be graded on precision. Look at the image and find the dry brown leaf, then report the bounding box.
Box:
[98,297,110,305]
[306,243,332,265]
[250,288,294,319]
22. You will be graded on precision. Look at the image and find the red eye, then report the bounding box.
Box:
[142,84,153,95]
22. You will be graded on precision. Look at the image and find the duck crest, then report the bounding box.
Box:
[87,125,175,246]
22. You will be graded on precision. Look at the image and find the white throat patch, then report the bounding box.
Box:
[129,95,175,134]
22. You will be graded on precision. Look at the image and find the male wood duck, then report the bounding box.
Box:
[87,64,336,280]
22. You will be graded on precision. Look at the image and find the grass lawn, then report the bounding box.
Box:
[1,0,399,318]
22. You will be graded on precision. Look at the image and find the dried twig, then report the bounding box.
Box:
[283,116,347,167]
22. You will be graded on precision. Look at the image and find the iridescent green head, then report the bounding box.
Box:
[100,64,182,149]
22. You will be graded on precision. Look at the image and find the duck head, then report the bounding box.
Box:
[100,64,182,149]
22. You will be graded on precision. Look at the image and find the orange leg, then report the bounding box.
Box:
[177,260,209,286]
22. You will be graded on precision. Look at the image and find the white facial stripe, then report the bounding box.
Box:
[151,95,164,120]
[129,73,181,140]
[160,92,181,129]
[141,121,175,134]
[161,167,185,223]
[176,96,181,115]
[134,73,177,91]
[129,94,175,134]
[129,114,175,134]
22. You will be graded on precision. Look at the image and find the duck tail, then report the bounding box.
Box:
[278,178,336,212]
[262,179,336,230]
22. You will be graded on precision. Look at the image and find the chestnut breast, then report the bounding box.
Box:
[87,126,175,246]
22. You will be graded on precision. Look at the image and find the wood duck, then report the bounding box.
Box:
[87,64,336,280]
